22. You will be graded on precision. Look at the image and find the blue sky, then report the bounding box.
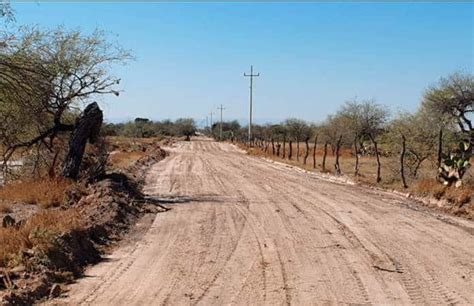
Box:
[12,2,474,125]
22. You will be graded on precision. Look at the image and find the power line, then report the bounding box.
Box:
[244,65,260,146]
[217,104,225,140]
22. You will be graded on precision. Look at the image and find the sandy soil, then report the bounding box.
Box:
[52,139,474,305]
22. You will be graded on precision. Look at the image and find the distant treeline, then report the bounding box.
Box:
[103,118,197,140]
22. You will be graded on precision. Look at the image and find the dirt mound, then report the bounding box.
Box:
[0,146,168,305]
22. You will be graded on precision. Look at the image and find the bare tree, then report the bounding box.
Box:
[271,124,286,158]
[400,134,408,188]
[339,101,364,176]
[303,136,309,165]
[0,27,131,179]
[322,142,328,172]
[423,72,473,150]
[386,111,439,179]
[286,118,310,162]
[288,140,293,160]
[334,135,343,175]
[358,100,389,183]
[321,115,348,175]
[318,123,333,172]
[312,134,318,169]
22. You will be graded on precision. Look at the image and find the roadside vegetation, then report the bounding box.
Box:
[0,4,168,303]
[0,179,71,208]
[212,72,473,217]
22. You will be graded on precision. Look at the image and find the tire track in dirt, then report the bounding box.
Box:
[194,156,270,304]
[214,147,472,304]
[51,139,474,305]
[215,153,371,304]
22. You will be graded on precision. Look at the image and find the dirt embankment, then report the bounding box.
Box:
[0,142,168,305]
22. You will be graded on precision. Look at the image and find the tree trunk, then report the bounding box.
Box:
[282,136,286,159]
[296,139,300,161]
[400,134,408,188]
[369,134,382,183]
[334,135,342,175]
[276,143,281,157]
[62,102,103,180]
[359,139,366,155]
[271,138,275,155]
[437,128,443,169]
[303,138,309,165]
[354,136,360,176]
[412,157,426,178]
[48,150,60,178]
[288,141,293,160]
[322,142,328,171]
[312,135,318,169]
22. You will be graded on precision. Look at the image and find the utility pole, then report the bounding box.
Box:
[217,104,225,141]
[244,65,260,146]
[206,116,209,129]
[209,111,214,129]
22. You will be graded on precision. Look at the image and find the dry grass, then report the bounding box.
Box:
[444,187,472,206]
[108,151,147,170]
[0,202,12,213]
[106,136,164,152]
[0,209,80,268]
[0,179,71,208]
[105,136,166,170]
[413,178,446,199]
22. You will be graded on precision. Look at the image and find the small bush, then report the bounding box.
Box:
[0,179,71,208]
[457,190,472,206]
[413,179,446,199]
[445,187,472,206]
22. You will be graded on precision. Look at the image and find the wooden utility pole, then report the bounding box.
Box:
[209,111,214,129]
[244,65,260,146]
[217,104,225,140]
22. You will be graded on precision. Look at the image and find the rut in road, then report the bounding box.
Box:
[53,140,474,305]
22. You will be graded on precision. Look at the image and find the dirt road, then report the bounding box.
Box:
[56,140,474,305]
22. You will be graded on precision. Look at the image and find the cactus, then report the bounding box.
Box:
[438,141,472,187]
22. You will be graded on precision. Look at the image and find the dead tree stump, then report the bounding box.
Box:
[62,102,103,180]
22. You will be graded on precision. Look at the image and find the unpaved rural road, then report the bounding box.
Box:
[57,140,474,305]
